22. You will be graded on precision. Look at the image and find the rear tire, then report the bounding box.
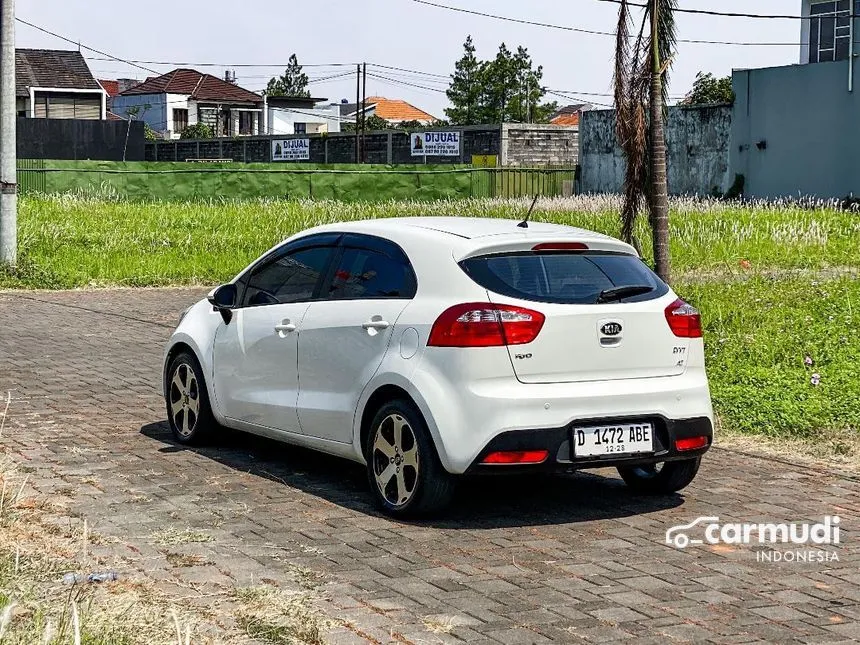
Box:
[165,351,217,445]
[365,399,455,518]
[617,458,701,494]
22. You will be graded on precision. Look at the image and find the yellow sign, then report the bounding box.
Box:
[471,155,498,168]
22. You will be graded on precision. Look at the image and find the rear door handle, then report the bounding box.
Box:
[362,319,390,331]
[274,321,297,336]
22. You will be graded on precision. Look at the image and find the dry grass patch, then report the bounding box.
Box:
[0,454,331,643]
[232,585,329,645]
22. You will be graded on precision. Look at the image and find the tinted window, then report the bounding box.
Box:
[245,247,332,306]
[328,248,415,300]
[460,252,668,305]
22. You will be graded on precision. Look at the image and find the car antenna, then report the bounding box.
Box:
[518,194,539,229]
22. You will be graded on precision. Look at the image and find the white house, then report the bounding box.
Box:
[800,0,859,64]
[265,96,342,135]
[112,69,265,139]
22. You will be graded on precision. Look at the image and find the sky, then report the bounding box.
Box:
[17,0,802,118]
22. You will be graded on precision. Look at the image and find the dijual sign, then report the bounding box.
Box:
[411,131,461,156]
[272,138,310,161]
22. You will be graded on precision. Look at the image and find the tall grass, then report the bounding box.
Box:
[3,194,858,289]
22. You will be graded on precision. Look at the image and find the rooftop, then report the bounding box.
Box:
[120,69,262,103]
[16,48,103,98]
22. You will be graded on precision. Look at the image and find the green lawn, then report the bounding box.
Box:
[2,194,858,443]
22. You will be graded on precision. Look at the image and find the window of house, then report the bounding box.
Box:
[294,122,307,134]
[239,111,254,135]
[808,1,859,63]
[173,108,189,133]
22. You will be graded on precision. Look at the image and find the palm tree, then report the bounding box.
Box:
[614,0,677,281]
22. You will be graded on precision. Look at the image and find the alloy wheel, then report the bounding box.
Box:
[372,414,420,507]
[169,363,200,438]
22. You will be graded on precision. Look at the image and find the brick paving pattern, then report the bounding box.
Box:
[0,288,858,643]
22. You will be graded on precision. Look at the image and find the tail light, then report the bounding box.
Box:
[428,303,545,347]
[676,436,709,451]
[482,450,549,465]
[665,299,702,338]
[532,242,589,251]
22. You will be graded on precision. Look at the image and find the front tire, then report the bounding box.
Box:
[617,458,701,494]
[165,351,217,445]
[365,399,455,518]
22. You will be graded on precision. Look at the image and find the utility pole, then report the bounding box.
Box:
[354,64,361,164]
[649,0,670,281]
[0,0,15,267]
[361,62,367,164]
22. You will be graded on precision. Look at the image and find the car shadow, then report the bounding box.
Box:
[140,421,685,528]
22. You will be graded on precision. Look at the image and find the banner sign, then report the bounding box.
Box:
[411,131,461,157]
[272,138,310,161]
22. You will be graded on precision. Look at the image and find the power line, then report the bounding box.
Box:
[15,18,161,75]
[365,72,448,94]
[84,56,359,69]
[369,63,450,79]
[594,0,806,20]
[409,0,805,46]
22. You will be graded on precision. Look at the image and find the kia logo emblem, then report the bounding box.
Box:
[601,322,623,336]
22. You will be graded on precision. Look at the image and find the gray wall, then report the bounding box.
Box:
[501,124,579,167]
[731,60,860,199]
[579,104,732,196]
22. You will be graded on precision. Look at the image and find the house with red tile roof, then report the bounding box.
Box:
[112,69,265,139]
[550,103,592,127]
[340,96,437,126]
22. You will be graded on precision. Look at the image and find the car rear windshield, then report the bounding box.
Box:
[459,251,669,305]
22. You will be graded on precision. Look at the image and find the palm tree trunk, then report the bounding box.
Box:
[649,0,671,282]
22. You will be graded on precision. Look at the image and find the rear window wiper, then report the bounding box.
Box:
[597,285,655,303]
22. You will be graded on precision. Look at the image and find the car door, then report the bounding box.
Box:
[211,235,339,433]
[295,234,417,443]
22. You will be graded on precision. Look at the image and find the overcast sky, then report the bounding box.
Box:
[17,0,801,117]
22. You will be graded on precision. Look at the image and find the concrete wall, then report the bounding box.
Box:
[579,104,732,196]
[501,124,578,167]
[731,59,860,199]
[267,105,342,135]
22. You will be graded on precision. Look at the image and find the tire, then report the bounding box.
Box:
[617,457,701,495]
[164,351,217,445]
[365,399,455,518]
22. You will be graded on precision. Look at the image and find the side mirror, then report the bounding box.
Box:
[208,284,237,324]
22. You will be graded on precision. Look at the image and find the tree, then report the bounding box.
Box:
[445,36,483,125]
[613,0,677,281]
[180,123,214,139]
[445,39,556,125]
[682,72,734,106]
[266,54,310,97]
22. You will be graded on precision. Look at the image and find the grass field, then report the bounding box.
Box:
[2,193,859,446]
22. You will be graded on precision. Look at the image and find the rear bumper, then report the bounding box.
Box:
[407,362,714,474]
[466,415,713,473]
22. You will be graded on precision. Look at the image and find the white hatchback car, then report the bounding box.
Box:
[163,217,713,517]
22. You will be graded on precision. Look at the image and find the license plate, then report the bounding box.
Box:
[572,422,654,458]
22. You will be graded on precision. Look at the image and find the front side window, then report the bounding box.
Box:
[328,248,415,300]
[460,252,669,305]
[244,246,333,306]
[809,0,857,63]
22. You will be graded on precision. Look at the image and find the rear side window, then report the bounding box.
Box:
[329,247,416,300]
[460,252,669,304]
